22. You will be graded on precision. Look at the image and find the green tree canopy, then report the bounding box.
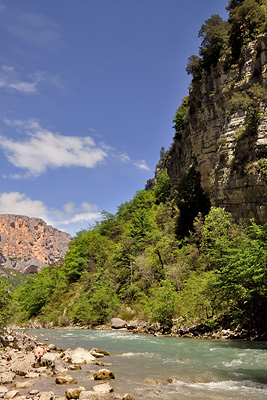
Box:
[198,14,229,70]
[228,0,267,60]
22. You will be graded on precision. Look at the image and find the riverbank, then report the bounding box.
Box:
[14,315,267,342]
[0,329,135,400]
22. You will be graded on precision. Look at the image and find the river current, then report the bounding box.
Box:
[25,328,267,399]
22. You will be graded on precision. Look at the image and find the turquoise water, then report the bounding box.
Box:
[25,329,267,399]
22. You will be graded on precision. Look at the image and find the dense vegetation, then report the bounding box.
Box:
[1,0,266,336]
[5,181,266,335]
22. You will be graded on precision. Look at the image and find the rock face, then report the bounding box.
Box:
[166,33,267,224]
[0,214,71,274]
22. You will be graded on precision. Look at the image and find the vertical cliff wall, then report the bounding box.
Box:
[0,214,71,274]
[166,33,267,223]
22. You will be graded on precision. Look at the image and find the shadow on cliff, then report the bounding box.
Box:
[173,167,211,239]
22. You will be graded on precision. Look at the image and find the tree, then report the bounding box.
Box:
[186,55,202,78]
[172,97,188,139]
[0,276,11,327]
[226,0,245,11]
[198,14,229,70]
[74,270,119,326]
[228,0,267,60]
[201,209,267,330]
[14,266,67,318]
[154,169,171,204]
[63,229,111,282]
[148,280,177,330]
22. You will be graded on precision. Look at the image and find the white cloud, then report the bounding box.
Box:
[0,65,39,94]
[0,192,102,236]
[119,152,150,171]
[0,119,150,176]
[0,192,48,218]
[54,202,100,226]
[133,160,151,171]
[0,119,108,176]
[63,202,75,217]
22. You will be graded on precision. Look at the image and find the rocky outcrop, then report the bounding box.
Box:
[166,33,267,224]
[0,214,71,274]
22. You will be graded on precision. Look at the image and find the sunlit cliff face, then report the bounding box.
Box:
[167,33,267,224]
[0,214,71,274]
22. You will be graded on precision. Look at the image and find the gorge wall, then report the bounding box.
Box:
[0,214,71,274]
[166,33,267,224]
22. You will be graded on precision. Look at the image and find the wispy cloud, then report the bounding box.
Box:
[0,65,40,94]
[6,11,63,49]
[0,192,101,235]
[119,152,150,171]
[0,65,64,94]
[0,2,5,13]
[0,119,108,176]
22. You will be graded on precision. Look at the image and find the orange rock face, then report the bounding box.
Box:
[0,214,71,274]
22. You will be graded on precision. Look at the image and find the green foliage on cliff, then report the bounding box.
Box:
[172,97,189,140]
[228,0,267,60]
[187,0,267,76]
[198,14,229,70]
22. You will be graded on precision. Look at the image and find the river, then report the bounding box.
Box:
[25,328,267,399]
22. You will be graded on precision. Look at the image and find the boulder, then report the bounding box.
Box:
[111,318,127,329]
[65,387,86,399]
[47,344,57,351]
[10,353,34,376]
[8,397,26,400]
[126,320,139,330]
[0,372,16,384]
[12,331,36,351]
[4,390,20,399]
[90,348,110,356]
[63,348,95,364]
[0,331,36,351]
[55,375,77,384]
[38,391,55,400]
[40,352,58,366]
[94,361,113,367]
[67,364,81,371]
[25,372,40,378]
[93,369,115,380]
[79,392,100,400]
[0,387,8,395]
[28,390,39,396]
[122,395,136,400]
[92,382,113,394]
[39,352,67,374]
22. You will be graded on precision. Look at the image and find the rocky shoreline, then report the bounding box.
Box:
[0,330,135,400]
[17,316,267,342]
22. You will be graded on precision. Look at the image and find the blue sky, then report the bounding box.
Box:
[0,0,228,237]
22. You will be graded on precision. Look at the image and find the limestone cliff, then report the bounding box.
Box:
[0,214,71,274]
[166,33,267,224]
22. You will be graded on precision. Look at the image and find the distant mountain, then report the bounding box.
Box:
[0,214,71,274]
